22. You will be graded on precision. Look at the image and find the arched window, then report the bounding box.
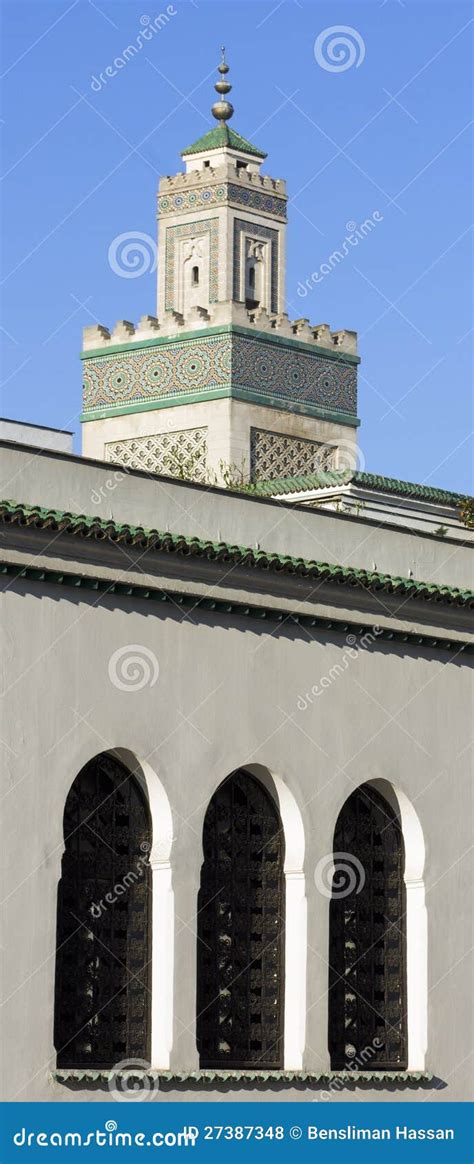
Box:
[328,785,407,1070]
[191,265,199,286]
[197,769,285,1068]
[248,265,255,289]
[54,753,152,1067]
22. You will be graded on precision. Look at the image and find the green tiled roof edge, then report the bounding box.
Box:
[51,1068,433,1085]
[1,500,472,607]
[253,469,471,506]
[181,124,267,158]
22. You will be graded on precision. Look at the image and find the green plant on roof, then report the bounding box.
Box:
[458,497,474,529]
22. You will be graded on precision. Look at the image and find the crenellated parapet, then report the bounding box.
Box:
[157,164,288,223]
[159,163,286,195]
[82,305,357,356]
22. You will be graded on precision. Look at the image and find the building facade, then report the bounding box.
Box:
[1,57,473,1104]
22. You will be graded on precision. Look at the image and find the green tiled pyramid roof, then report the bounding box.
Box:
[182,124,267,158]
[253,469,470,507]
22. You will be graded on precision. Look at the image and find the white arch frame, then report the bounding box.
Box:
[391,784,427,1071]
[112,750,175,1069]
[335,779,427,1072]
[245,765,307,1070]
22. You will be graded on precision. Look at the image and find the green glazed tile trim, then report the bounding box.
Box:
[254,469,472,508]
[1,500,472,608]
[80,387,360,428]
[181,124,267,158]
[51,1068,433,1086]
[354,471,470,506]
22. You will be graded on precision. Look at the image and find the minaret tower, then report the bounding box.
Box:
[156,49,287,328]
[81,53,359,484]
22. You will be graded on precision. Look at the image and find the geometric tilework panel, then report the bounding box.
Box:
[83,332,357,416]
[82,336,232,413]
[158,183,287,221]
[250,427,336,482]
[105,428,208,482]
[228,185,287,221]
[165,218,219,311]
[232,335,356,414]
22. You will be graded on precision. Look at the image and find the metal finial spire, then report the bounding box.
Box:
[211,48,234,122]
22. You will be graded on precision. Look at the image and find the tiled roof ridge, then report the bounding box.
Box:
[254,469,471,506]
[1,500,472,607]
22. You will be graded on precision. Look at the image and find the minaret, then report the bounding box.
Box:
[81,53,359,484]
[156,50,287,327]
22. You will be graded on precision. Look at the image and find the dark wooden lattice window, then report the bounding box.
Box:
[197,770,285,1068]
[329,785,407,1070]
[54,753,152,1067]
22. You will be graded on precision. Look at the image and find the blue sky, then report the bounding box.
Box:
[1,0,472,491]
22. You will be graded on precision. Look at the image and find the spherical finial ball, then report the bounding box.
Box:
[211,99,234,122]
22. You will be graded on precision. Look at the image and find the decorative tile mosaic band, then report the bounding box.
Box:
[158,184,287,221]
[105,427,208,482]
[82,332,357,416]
[228,184,287,220]
[233,219,279,314]
[165,218,219,312]
[250,427,336,482]
[231,334,356,414]
[83,335,231,411]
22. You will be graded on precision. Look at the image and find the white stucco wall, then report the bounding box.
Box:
[0,444,472,1104]
[1,575,472,1102]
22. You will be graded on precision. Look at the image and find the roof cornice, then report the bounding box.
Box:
[1,500,472,609]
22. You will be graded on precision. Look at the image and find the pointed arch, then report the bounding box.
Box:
[328,779,426,1071]
[54,751,152,1067]
[196,768,285,1068]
